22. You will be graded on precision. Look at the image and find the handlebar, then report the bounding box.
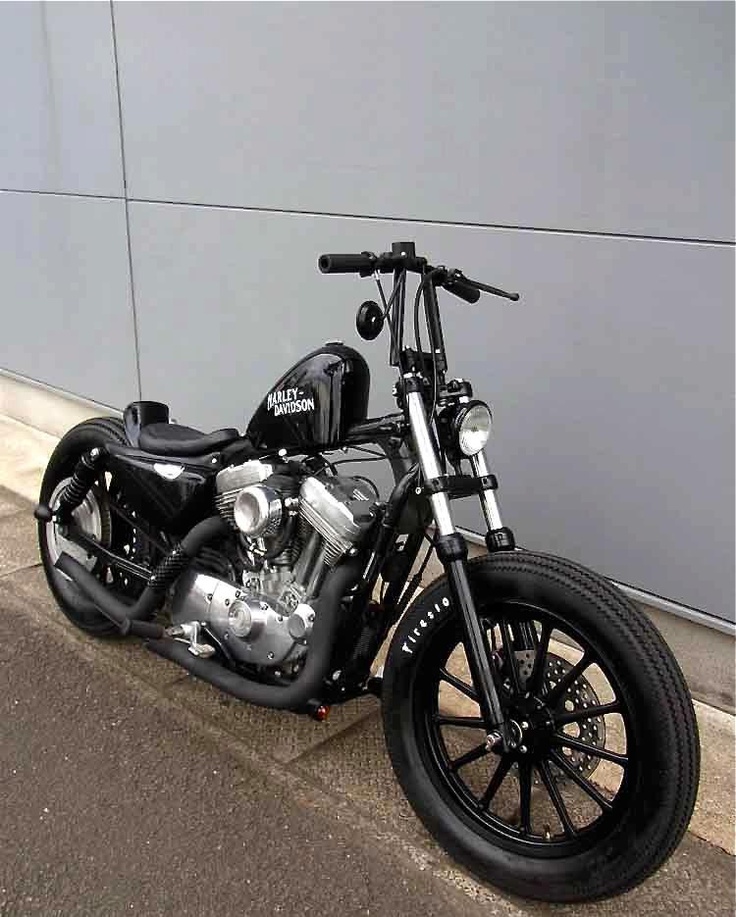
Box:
[318,249,519,303]
[442,270,481,304]
[317,252,376,276]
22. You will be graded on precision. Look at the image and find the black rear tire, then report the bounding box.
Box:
[381,550,699,903]
[38,417,147,636]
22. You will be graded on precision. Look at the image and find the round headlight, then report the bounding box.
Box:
[456,402,492,456]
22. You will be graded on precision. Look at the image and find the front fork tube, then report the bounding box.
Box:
[435,533,509,742]
[406,387,511,743]
[471,450,516,553]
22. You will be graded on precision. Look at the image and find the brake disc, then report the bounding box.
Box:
[515,650,606,779]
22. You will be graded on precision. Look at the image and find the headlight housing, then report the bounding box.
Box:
[455,401,492,457]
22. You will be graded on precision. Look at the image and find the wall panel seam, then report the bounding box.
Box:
[2,189,733,249]
[109,0,142,399]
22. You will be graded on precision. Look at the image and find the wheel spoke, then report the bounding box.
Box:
[554,700,621,727]
[479,755,513,810]
[518,760,533,835]
[553,734,629,767]
[527,622,552,693]
[544,651,592,706]
[500,619,523,693]
[439,666,479,703]
[549,750,613,812]
[449,742,489,772]
[433,714,485,729]
[537,760,577,837]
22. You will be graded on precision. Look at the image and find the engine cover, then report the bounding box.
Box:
[171,569,312,668]
[299,474,377,565]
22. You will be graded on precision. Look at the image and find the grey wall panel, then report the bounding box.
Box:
[129,203,734,620]
[0,192,138,406]
[115,2,733,240]
[598,1,734,242]
[0,1,122,196]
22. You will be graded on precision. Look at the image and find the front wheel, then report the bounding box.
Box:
[381,551,699,903]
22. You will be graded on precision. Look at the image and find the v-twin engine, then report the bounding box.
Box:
[170,460,378,671]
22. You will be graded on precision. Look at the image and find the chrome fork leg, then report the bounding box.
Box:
[406,385,509,738]
[471,450,516,553]
[470,451,503,529]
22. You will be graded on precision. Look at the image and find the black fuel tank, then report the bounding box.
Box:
[246,344,370,452]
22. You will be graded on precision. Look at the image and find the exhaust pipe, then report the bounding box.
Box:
[146,559,362,713]
[55,512,363,713]
[55,554,167,639]
[55,516,230,636]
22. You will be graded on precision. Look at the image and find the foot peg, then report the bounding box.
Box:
[188,642,216,659]
[167,622,216,658]
[34,503,54,523]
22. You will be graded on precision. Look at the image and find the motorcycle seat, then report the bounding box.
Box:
[138,423,240,457]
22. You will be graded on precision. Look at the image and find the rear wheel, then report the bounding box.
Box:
[38,418,157,636]
[382,551,699,902]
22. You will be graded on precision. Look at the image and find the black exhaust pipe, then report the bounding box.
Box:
[146,558,362,713]
[55,554,167,639]
[55,511,363,713]
[55,516,230,635]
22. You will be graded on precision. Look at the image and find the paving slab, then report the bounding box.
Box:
[295,710,422,838]
[0,503,39,577]
[0,415,55,503]
[162,674,380,765]
[690,700,736,854]
[0,487,28,521]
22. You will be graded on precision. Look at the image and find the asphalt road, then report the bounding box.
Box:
[0,486,734,916]
[0,599,493,917]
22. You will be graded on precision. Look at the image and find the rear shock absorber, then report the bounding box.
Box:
[35,446,108,525]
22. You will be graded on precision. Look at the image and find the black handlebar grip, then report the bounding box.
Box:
[318,253,375,275]
[443,273,481,304]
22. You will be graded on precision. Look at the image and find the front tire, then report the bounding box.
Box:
[382,551,699,902]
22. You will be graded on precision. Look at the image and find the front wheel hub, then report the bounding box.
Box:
[504,697,555,760]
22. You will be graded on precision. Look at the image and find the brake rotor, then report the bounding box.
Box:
[515,650,606,779]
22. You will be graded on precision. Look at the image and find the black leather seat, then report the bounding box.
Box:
[138,423,240,457]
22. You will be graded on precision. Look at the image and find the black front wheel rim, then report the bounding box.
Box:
[416,600,638,857]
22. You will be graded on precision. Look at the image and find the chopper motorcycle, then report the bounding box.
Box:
[35,242,699,903]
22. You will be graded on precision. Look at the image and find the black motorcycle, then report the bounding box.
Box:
[35,242,699,903]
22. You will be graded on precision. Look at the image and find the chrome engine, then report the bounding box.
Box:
[170,460,378,671]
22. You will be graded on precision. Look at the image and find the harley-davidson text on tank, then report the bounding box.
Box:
[266,387,315,417]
